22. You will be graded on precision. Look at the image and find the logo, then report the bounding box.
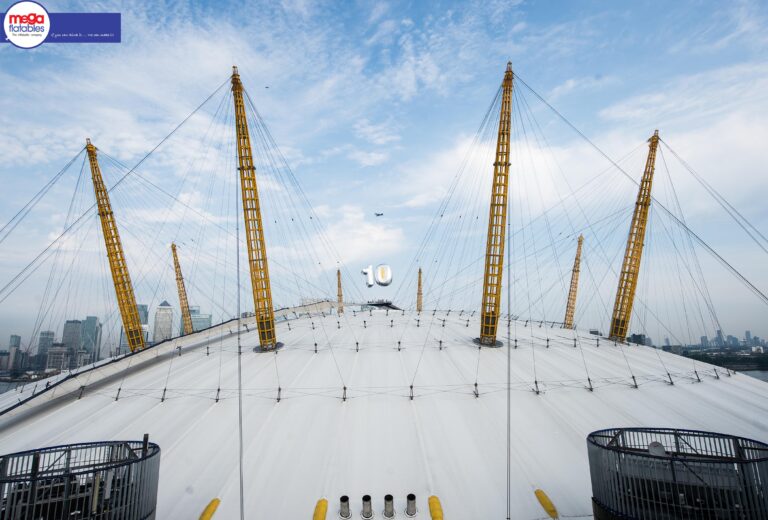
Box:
[4,1,50,49]
[361,264,393,287]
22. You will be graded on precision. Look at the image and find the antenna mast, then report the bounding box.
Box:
[231,66,277,349]
[609,130,660,341]
[416,267,423,313]
[563,235,584,329]
[480,62,514,346]
[85,138,145,352]
[171,243,194,335]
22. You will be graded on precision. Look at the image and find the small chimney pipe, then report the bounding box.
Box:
[406,493,417,516]
[362,495,373,518]
[339,495,351,519]
[384,494,394,518]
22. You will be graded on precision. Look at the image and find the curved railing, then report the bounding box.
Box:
[0,439,160,520]
[587,427,768,520]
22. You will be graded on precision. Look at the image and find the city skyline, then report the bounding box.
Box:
[0,299,215,363]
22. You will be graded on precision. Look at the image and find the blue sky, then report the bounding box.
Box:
[1,0,767,349]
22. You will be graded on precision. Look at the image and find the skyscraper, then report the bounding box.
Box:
[153,301,173,343]
[46,343,70,371]
[81,316,102,362]
[62,320,83,351]
[119,304,149,354]
[38,331,55,354]
[181,305,212,334]
[137,304,149,325]
[37,330,55,370]
[8,334,21,372]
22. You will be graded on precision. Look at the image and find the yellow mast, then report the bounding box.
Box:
[231,66,277,349]
[337,269,344,315]
[480,62,514,346]
[609,130,660,341]
[85,139,145,352]
[171,243,194,335]
[416,267,423,313]
[563,234,584,329]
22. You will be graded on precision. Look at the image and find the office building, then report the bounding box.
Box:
[62,320,83,351]
[137,304,149,325]
[46,344,70,371]
[153,301,174,343]
[181,305,212,334]
[37,330,55,369]
[81,316,102,362]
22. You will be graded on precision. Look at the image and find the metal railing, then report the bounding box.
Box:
[588,427,768,520]
[0,439,160,520]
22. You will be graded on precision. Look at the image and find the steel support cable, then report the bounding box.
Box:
[656,154,707,342]
[652,169,717,341]
[0,147,84,246]
[658,146,722,332]
[242,90,365,305]
[96,156,208,322]
[512,126,539,387]
[393,85,503,305]
[431,111,498,342]
[515,90,569,307]
[514,94,553,332]
[235,162,245,520]
[444,103,500,310]
[95,88,229,303]
[406,109,498,384]
[97,153,337,307]
[515,75,768,307]
[514,86,647,329]
[662,140,768,251]
[241,102,342,375]
[242,96,332,317]
[0,78,230,303]
[25,216,95,355]
[398,89,501,349]
[659,171,716,341]
[26,153,89,352]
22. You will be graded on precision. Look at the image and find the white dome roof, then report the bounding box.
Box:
[1,309,766,519]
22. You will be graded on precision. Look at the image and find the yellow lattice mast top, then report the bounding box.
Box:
[231,66,277,349]
[609,130,660,341]
[563,234,584,329]
[85,139,146,352]
[479,62,514,346]
[171,243,194,335]
[416,267,423,313]
[337,269,344,315]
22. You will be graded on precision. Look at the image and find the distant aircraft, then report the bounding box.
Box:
[375,212,384,217]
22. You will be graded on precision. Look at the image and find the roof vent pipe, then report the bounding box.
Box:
[384,494,394,518]
[362,495,373,518]
[339,496,351,519]
[406,493,417,516]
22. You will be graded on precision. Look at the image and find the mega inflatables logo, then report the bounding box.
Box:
[4,1,50,49]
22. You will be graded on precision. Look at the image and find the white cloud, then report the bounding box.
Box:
[548,75,618,100]
[324,205,405,265]
[347,149,388,167]
[669,0,768,53]
[369,3,389,24]
[354,119,400,145]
